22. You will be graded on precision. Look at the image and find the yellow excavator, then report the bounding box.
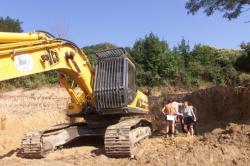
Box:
[0,31,152,158]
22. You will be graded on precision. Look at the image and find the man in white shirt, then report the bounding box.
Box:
[172,101,182,115]
[171,101,183,134]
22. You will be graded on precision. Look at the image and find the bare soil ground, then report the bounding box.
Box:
[0,85,249,166]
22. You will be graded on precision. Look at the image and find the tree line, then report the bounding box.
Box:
[0,16,249,90]
[84,34,250,87]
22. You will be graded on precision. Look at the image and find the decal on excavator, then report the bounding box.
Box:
[40,50,60,66]
[14,54,34,72]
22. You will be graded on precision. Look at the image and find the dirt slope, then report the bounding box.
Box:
[0,86,69,157]
[0,86,249,166]
[0,123,249,166]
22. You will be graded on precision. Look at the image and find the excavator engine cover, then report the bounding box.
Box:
[94,48,137,115]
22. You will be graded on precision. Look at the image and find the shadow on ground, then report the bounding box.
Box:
[64,136,105,156]
[0,149,19,159]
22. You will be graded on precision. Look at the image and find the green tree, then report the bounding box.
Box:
[131,33,170,86]
[187,44,244,86]
[186,0,250,20]
[0,16,23,32]
[160,52,184,84]
[177,37,190,67]
[235,42,250,72]
[183,45,215,85]
[82,43,117,66]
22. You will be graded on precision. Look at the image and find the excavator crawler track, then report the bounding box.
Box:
[104,118,151,158]
[20,123,72,158]
[21,131,45,158]
[20,123,106,158]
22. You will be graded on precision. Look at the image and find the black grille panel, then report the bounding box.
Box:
[94,57,127,112]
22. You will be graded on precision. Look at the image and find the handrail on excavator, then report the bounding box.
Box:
[0,32,48,43]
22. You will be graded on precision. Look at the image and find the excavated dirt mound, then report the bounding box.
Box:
[135,123,250,166]
[185,86,250,133]
[150,86,250,133]
[0,86,249,166]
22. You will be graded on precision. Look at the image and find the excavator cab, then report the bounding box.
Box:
[94,48,148,115]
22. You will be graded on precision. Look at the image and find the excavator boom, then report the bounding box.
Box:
[0,31,94,110]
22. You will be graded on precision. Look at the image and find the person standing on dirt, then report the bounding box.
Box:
[171,101,183,133]
[172,101,183,116]
[180,101,197,136]
[189,103,198,134]
[161,99,176,137]
[172,101,182,113]
[171,101,183,121]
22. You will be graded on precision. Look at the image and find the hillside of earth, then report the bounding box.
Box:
[0,85,249,166]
